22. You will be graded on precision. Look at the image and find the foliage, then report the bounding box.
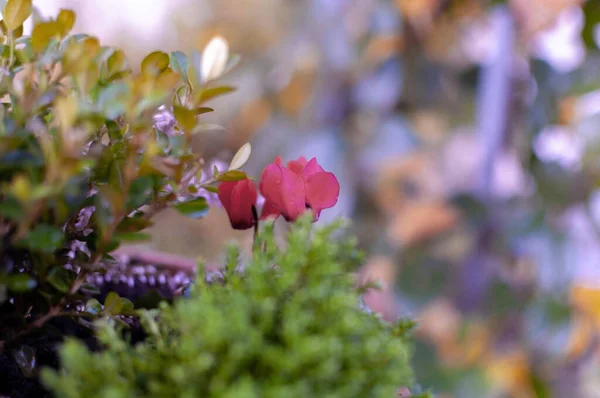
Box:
[0,0,242,348]
[42,215,414,398]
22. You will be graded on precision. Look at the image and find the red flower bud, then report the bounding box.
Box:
[259,156,340,222]
[218,178,258,230]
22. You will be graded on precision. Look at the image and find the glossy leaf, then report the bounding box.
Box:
[19,224,64,253]
[196,86,235,103]
[85,298,102,315]
[7,273,36,292]
[173,197,209,219]
[3,0,31,32]
[47,267,76,293]
[141,51,169,77]
[103,291,123,315]
[169,50,189,84]
[114,231,152,242]
[173,105,196,133]
[55,8,75,37]
[217,170,247,181]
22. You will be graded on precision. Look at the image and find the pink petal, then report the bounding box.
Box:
[301,157,325,178]
[217,181,236,212]
[287,156,308,174]
[260,199,281,220]
[259,164,306,221]
[304,172,340,213]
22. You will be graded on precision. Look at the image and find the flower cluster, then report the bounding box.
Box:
[217,156,340,230]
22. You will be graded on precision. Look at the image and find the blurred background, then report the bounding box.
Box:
[29,0,600,396]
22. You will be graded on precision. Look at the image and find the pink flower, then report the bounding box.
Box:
[259,156,340,222]
[218,178,258,230]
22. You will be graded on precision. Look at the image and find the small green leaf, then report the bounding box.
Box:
[116,216,153,233]
[0,197,23,221]
[169,50,188,84]
[19,224,64,253]
[194,107,214,115]
[3,0,32,32]
[197,86,235,103]
[582,2,600,49]
[141,51,169,77]
[217,170,247,182]
[7,273,36,292]
[203,185,218,193]
[173,105,196,133]
[47,267,76,293]
[114,231,152,243]
[85,298,102,315]
[103,292,123,315]
[173,197,209,219]
[120,298,134,314]
[107,49,126,77]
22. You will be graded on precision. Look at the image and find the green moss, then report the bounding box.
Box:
[42,215,414,397]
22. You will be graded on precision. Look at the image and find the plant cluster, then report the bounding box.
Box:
[0,1,419,396]
[0,0,243,348]
[42,215,415,398]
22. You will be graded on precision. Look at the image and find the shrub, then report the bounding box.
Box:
[0,0,240,348]
[42,215,415,397]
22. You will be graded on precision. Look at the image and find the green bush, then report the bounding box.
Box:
[0,0,240,346]
[42,215,415,398]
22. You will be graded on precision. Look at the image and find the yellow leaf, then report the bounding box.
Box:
[107,49,125,77]
[82,36,99,55]
[173,105,196,134]
[56,9,75,37]
[3,0,32,32]
[54,95,78,131]
[228,143,251,171]
[10,174,31,203]
[31,20,58,53]
[141,51,169,77]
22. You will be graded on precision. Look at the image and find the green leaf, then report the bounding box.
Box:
[85,298,102,315]
[19,224,64,253]
[3,0,32,32]
[582,1,600,49]
[203,185,218,193]
[114,231,152,243]
[0,197,23,221]
[194,107,214,115]
[141,51,169,77]
[196,86,235,103]
[47,267,76,293]
[116,216,153,233]
[103,291,123,315]
[217,170,247,182]
[173,197,209,219]
[173,105,196,133]
[107,49,126,77]
[120,297,134,314]
[7,273,36,292]
[169,50,188,84]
